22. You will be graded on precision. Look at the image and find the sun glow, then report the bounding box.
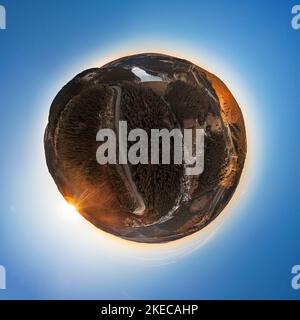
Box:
[58,196,81,221]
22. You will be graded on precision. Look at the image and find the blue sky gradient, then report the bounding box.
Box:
[0,0,300,299]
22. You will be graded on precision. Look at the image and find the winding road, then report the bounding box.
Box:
[111,85,146,216]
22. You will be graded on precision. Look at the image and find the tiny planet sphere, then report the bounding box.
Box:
[44,53,247,243]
